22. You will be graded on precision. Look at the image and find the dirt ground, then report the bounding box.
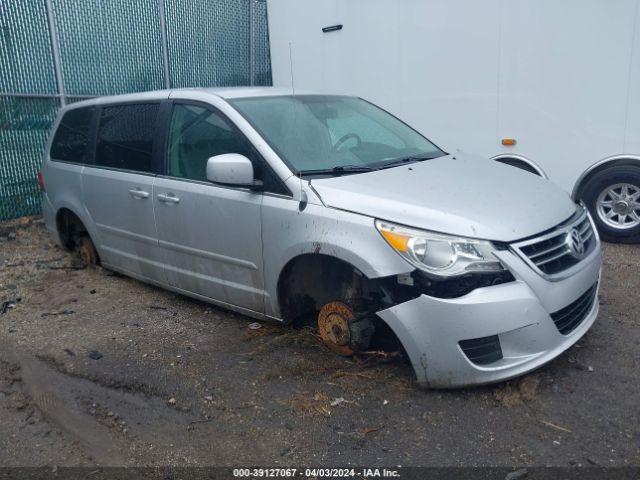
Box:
[0,217,638,468]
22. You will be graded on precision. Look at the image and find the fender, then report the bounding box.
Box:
[261,200,412,318]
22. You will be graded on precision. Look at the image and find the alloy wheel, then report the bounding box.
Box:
[596,183,640,230]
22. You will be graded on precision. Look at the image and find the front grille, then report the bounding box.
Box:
[551,283,598,335]
[513,208,596,277]
[459,335,503,365]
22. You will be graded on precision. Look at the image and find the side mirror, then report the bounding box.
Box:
[206,154,262,190]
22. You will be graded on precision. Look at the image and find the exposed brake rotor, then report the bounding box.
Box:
[77,237,98,267]
[317,301,356,356]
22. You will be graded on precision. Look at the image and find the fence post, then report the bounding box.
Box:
[249,0,255,86]
[158,0,171,89]
[45,0,66,106]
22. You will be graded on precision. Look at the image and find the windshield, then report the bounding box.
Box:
[229,95,445,176]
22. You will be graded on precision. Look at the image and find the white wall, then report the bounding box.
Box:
[497,0,636,189]
[625,0,640,155]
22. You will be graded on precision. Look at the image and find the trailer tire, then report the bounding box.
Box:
[580,166,640,243]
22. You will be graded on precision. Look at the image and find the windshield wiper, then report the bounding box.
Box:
[375,153,444,169]
[298,165,375,177]
[298,153,444,177]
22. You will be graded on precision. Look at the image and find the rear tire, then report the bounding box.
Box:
[580,166,640,243]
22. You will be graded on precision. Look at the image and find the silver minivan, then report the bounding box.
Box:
[40,87,602,387]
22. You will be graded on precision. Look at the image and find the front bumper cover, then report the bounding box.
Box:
[377,246,602,388]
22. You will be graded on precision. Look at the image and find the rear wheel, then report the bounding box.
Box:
[580,166,640,243]
[317,301,375,356]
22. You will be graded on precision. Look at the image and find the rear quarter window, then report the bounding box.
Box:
[95,103,159,173]
[50,107,95,163]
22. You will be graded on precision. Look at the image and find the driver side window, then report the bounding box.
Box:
[167,104,250,182]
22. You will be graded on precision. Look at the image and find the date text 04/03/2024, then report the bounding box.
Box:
[232,468,401,478]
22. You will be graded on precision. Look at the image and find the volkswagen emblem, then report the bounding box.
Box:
[566,228,585,258]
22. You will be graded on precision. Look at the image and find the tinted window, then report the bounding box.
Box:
[166,104,287,194]
[50,107,94,163]
[96,103,159,172]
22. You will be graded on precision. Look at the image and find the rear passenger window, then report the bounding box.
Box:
[95,103,159,172]
[50,107,94,163]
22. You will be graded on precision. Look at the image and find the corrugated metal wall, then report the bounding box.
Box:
[0,0,271,220]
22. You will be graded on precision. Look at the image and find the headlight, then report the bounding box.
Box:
[375,220,505,277]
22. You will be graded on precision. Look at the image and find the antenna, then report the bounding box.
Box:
[288,42,295,95]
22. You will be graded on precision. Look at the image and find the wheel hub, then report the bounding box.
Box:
[326,314,349,345]
[76,236,98,267]
[317,301,355,356]
[613,200,630,215]
[79,244,92,265]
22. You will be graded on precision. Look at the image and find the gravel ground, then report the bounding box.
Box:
[0,217,638,467]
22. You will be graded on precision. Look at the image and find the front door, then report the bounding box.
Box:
[154,102,265,313]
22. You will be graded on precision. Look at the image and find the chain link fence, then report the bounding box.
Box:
[0,0,272,220]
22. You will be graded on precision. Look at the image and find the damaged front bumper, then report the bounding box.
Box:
[377,246,602,388]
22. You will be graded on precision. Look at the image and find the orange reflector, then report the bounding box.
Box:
[381,230,410,252]
[502,138,516,146]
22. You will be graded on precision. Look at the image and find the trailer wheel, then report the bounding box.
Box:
[580,166,640,243]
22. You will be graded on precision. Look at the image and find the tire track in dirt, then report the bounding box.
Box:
[1,341,127,465]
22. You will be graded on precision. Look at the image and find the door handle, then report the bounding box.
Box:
[129,188,149,199]
[157,193,180,204]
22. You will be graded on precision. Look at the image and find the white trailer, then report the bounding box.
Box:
[267,0,640,242]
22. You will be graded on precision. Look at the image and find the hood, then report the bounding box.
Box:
[310,153,576,242]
